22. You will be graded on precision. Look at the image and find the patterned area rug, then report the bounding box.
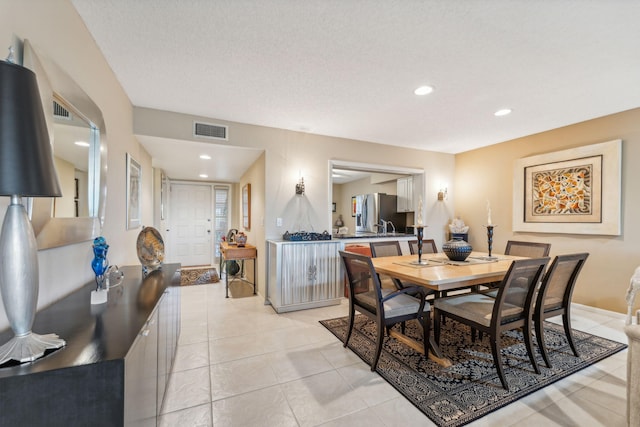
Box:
[320,315,626,427]
[179,267,219,286]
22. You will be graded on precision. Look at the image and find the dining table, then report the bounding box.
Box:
[370,251,526,366]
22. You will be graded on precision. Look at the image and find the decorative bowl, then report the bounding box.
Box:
[136,226,165,272]
[442,238,472,261]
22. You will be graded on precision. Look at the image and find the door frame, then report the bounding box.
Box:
[166,180,215,266]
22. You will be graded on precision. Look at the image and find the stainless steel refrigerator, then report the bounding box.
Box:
[354,193,406,233]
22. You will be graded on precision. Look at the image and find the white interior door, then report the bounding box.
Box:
[167,182,212,267]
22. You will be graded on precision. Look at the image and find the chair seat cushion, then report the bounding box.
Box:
[355,289,430,318]
[434,293,522,327]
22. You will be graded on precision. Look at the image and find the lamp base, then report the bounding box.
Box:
[0,332,65,365]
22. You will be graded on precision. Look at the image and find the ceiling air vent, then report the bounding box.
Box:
[194,121,228,141]
[53,100,71,120]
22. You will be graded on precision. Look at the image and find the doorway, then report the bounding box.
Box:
[167,182,213,267]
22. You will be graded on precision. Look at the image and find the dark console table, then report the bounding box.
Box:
[0,263,181,427]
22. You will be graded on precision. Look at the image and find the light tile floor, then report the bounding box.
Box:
[158,282,628,426]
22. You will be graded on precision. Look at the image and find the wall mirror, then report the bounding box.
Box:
[23,40,107,249]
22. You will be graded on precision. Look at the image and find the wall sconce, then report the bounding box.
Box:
[295,177,305,195]
[0,55,65,364]
[437,188,448,201]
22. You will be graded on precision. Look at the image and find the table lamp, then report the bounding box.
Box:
[0,56,65,364]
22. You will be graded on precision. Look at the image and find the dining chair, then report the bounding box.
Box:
[407,239,463,299]
[370,241,437,298]
[433,257,549,390]
[340,250,431,371]
[505,240,551,258]
[534,253,589,368]
[480,240,551,292]
[408,239,438,255]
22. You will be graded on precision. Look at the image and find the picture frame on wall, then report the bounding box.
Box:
[513,139,621,235]
[160,171,167,221]
[243,183,251,230]
[332,202,336,213]
[351,196,356,217]
[126,153,141,230]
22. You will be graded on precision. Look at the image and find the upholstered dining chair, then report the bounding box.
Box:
[407,239,453,298]
[370,241,437,299]
[480,240,551,292]
[340,250,431,371]
[534,253,589,368]
[505,240,551,258]
[434,257,549,390]
[408,239,438,255]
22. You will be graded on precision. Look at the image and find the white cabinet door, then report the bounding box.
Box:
[396,176,414,212]
[267,241,343,312]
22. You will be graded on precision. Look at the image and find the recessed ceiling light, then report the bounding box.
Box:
[414,85,434,96]
[494,108,512,117]
[199,154,211,160]
[74,141,90,147]
[199,174,208,178]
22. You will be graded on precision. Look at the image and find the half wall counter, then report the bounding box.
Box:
[267,239,343,313]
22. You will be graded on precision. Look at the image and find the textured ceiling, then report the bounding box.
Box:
[71,0,640,180]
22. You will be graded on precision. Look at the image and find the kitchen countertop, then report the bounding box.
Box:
[333,232,415,239]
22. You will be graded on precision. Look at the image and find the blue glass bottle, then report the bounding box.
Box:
[92,236,109,289]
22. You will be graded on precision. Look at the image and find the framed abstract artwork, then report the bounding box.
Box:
[513,139,621,235]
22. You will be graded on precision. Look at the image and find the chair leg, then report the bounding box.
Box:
[371,320,385,371]
[536,316,552,368]
[563,312,580,357]
[344,306,355,348]
[523,319,540,374]
[421,312,431,358]
[434,309,441,345]
[489,334,509,390]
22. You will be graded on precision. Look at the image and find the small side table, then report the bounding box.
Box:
[220,241,257,298]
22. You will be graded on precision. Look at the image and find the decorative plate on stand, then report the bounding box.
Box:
[136,227,165,271]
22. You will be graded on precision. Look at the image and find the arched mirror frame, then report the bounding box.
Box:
[23,40,107,249]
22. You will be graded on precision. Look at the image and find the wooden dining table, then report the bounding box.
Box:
[370,251,525,366]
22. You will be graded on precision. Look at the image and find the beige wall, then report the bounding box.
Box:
[134,107,458,298]
[455,107,640,314]
[0,0,153,330]
[5,0,632,333]
[239,153,266,293]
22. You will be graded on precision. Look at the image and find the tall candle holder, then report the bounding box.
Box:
[410,225,428,265]
[485,225,498,260]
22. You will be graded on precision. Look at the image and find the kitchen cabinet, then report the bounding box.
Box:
[267,240,343,313]
[397,176,414,212]
[156,285,180,416]
[0,264,181,427]
[125,307,159,426]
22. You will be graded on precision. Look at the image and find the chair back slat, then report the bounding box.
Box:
[492,257,549,326]
[369,241,402,258]
[505,240,551,258]
[408,239,438,255]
